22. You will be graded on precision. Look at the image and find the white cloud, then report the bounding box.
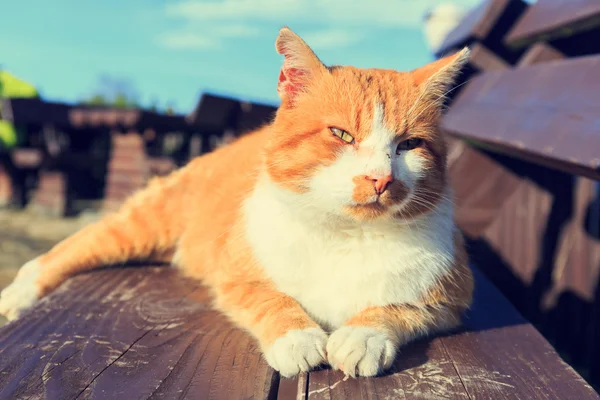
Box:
[156,24,260,50]
[165,0,482,27]
[157,32,220,50]
[160,0,483,50]
[212,24,261,38]
[300,29,364,50]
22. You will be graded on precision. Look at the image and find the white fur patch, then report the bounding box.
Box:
[327,326,396,377]
[307,103,426,215]
[0,258,42,321]
[244,175,456,331]
[263,327,327,377]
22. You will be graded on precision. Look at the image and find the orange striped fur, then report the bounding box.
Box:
[0,27,473,378]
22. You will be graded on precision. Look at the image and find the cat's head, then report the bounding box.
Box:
[265,27,469,223]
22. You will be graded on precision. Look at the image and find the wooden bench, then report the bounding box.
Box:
[0,265,595,399]
[436,0,527,88]
[431,0,528,108]
[505,0,600,50]
[443,55,600,180]
[438,0,600,389]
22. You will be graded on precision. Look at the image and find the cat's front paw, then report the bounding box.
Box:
[264,327,328,377]
[0,259,42,321]
[326,326,396,377]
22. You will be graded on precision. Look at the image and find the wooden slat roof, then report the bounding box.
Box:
[186,93,242,130]
[1,98,194,132]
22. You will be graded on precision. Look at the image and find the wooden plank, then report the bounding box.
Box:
[469,43,511,72]
[436,0,527,61]
[300,267,597,399]
[544,177,600,368]
[440,268,597,399]
[277,374,306,400]
[1,265,596,399]
[516,42,565,67]
[441,55,600,180]
[0,267,278,399]
[506,0,600,49]
[306,340,469,399]
[447,141,522,238]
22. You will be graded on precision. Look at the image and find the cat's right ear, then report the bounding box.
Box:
[275,26,326,106]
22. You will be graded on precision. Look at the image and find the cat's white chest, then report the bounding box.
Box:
[244,181,456,331]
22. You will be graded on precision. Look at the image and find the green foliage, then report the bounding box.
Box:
[0,69,39,150]
[79,92,139,109]
[79,75,140,109]
[0,70,39,98]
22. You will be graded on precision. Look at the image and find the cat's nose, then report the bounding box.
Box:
[366,174,393,195]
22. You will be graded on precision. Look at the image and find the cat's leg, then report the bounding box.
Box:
[327,259,474,377]
[0,175,184,321]
[214,278,328,377]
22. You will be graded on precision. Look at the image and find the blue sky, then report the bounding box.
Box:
[1,0,481,113]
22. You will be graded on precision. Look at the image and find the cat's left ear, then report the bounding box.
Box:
[275,26,327,105]
[411,47,470,106]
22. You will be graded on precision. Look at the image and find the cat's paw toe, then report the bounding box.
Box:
[0,259,42,321]
[264,327,328,377]
[326,326,396,377]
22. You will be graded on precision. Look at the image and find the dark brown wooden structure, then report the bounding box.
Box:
[186,93,276,158]
[439,0,600,390]
[0,265,596,399]
[0,95,276,215]
[434,0,529,103]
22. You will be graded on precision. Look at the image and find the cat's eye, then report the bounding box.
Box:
[396,138,423,154]
[330,127,354,144]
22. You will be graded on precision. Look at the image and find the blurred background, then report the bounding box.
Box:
[4,0,600,392]
[0,0,479,310]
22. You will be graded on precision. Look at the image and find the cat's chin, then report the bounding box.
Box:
[344,202,390,221]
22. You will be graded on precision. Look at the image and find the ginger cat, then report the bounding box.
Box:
[0,27,473,378]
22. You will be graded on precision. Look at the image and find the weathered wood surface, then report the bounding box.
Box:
[436,0,527,61]
[446,140,521,238]
[506,0,600,48]
[468,43,511,72]
[441,54,600,180]
[0,266,596,399]
[516,42,565,67]
[0,267,276,399]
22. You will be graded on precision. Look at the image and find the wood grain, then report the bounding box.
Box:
[0,266,596,399]
[506,0,600,48]
[294,267,598,399]
[0,267,277,400]
[441,55,600,180]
